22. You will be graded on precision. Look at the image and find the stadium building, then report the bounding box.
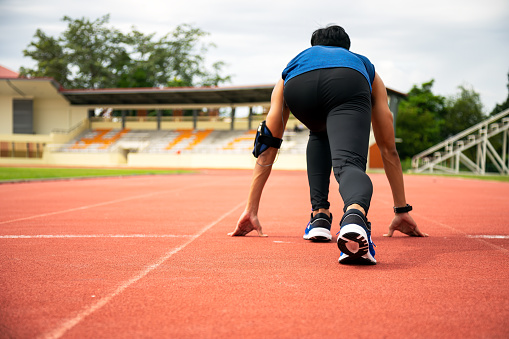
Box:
[0,65,407,170]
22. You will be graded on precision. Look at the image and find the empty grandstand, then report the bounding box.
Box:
[1,70,405,169]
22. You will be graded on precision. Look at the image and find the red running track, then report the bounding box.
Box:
[0,170,508,338]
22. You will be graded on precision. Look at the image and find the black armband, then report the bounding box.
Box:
[252,120,283,158]
[394,204,413,213]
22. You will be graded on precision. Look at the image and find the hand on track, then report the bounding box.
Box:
[384,213,428,237]
[228,210,267,237]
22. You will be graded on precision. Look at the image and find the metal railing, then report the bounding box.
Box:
[51,119,88,134]
[411,108,509,174]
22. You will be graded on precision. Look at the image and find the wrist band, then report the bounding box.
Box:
[394,204,412,213]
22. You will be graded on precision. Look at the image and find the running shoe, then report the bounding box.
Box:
[336,210,376,265]
[303,212,332,241]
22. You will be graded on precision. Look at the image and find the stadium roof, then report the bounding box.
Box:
[60,85,276,107]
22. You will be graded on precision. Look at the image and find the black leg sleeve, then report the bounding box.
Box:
[326,103,373,214]
[306,130,332,210]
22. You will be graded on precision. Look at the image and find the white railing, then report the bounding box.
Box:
[412,108,509,174]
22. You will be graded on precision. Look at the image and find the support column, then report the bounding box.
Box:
[481,128,488,174]
[248,106,253,130]
[193,109,198,130]
[503,129,507,170]
[157,109,162,130]
[121,110,126,129]
[230,107,236,131]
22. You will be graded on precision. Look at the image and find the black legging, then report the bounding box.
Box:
[283,67,373,214]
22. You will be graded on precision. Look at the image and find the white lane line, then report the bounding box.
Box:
[372,197,509,254]
[403,213,509,255]
[0,182,214,226]
[38,199,246,339]
[467,235,509,239]
[0,193,159,225]
[413,213,509,255]
[0,193,164,225]
[0,234,193,239]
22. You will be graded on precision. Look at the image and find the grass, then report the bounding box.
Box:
[409,172,509,182]
[0,167,192,182]
[1,166,507,183]
[399,158,509,182]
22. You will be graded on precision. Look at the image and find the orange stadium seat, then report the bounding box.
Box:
[222,130,256,150]
[165,129,213,151]
[185,130,213,150]
[71,129,130,150]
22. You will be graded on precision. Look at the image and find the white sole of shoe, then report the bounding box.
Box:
[303,227,332,241]
[337,224,376,265]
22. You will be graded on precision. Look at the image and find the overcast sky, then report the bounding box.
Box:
[1,0,508,111]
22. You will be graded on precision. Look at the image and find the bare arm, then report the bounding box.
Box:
[229,79,290,236]
[371,72,427,237]
[371,72,407,207]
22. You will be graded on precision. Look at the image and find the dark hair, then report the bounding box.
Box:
[311,25,351,50]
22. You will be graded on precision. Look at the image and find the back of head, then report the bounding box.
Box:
[311,25,351,50]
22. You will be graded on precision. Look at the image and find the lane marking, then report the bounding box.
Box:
[0,192,162,225]
[39,199,246,339]
[0,182,215,226]
[0,234,193,239]
[467,235,509,239]
[372,197,509,255]
[413,214,509,255]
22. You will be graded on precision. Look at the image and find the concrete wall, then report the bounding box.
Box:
[43,151,128,167]
[0,133,53,143]
[0,151,306,170]
[90,116,302,131]
[127,152,306,170]
[33,98,88,134]
[0,96,13,134]
[0,94,88,135]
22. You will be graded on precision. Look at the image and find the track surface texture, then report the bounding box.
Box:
[1,170,508,338]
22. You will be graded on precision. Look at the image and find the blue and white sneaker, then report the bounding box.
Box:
[336,210,376,265]
[303,212,332,242]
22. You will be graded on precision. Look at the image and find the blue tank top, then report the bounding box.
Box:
[282,46,375,91]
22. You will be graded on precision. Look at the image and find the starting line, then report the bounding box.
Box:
[0,234,194,239]
[2,234,508,239]
[467,235,509,239]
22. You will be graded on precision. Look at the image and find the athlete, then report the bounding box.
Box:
[229,25,427,265]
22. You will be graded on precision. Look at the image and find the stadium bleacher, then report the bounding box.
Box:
[61,128,309,155]
[69,129,131,151]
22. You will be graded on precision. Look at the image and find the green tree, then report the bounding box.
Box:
[441,85,485,139]
[490,71,509,115]
[19,29,69,83]
[395,80,446,159]
[20,15,231,89]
